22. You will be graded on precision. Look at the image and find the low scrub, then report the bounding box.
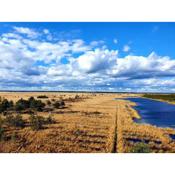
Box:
[5,114,25,128]
[0,127,4,141]
[0,116,5,141]
[37,95,48,99]
[53,101,65,109]
[46,100,52,105]
[15,97,45,112]
[0,99,14,113]
[129,142,151,153]
[143,93,175,102]
[29,114,45,131]
[29,114,56,130]
[45,115,56,124]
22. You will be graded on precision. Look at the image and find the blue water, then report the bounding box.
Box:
[126,97,175,128]
[169,134,175,140]
[126,138,162,144]
[126,138,150,144]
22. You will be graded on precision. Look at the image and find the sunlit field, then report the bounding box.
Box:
[0,92,175,153]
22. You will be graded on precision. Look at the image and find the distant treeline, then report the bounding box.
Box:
[143,94,175,101]
[0,96,65,113]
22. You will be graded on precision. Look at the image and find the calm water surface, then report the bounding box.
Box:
[126,97,175,128]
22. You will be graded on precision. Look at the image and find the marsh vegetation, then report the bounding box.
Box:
[143,93,175,102]
[0,92,175,153]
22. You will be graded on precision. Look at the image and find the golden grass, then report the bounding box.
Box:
[0,92,118,153]
[0,92,175,153]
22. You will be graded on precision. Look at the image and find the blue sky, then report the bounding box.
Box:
[0,22,175,92]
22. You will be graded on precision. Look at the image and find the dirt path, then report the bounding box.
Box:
[111,106,118,153]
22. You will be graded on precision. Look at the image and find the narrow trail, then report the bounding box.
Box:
[111,102,125,153]
[111,104,118,153]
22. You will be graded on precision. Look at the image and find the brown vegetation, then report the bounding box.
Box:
[0,92,175,153]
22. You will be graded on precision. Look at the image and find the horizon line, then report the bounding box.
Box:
[0,90,174,94]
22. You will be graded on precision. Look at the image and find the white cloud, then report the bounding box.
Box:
[13,27,39,38]
[109,52,175,79]
[0,26,175,92]
[43,29,49,34]
[123,45,130,52]
[75,49,118,73]
[43,29,53,40]
[71,39,91,53]
[113,39,118,44]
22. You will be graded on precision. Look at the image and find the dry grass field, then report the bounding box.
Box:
[0,92,175,153]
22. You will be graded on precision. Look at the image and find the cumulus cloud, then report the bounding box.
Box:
[111,52,175,80]
[75,49,118,73]
[13,27,39,38]
[43,29,49,34]
[43,29,53,40]
[123,45,130,52]
[113,39,118,44]
[0,26,175,92]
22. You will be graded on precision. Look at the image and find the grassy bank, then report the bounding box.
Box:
[143,94,175,104]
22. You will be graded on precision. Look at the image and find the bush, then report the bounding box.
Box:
[53,101,65,109]
[60,101,65,106]
[45,115,55,124]
[15,97,45,112]
[29,97,45,111]
[0,127,4,141]
[13,115,25,128]
[9,100,14,108]
[4,115,14,126]
[0,99,14,113]
[0,116,4,126]
[5,114,25,128]
[75,95,79,99]
[37,95,48,99]
[15,98,29,111]
[11,131,18,142]
[0,116,4,141]
[46,100,51,105]
[29,114,45,130]
[129,142,151,153]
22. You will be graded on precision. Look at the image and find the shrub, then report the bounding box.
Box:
[0,127,4,141]
[0,99,13,113]
[15,98,29,111]
[15,97,45,112]
[46,100,51,105]
[11,131,18,142]
[37,95,48,99]
[0,116,4,125]
[29,97,45,111]
[0,116,4,141]
[45,115,55,124]
[13,115,25,128]
[53,101,65,109]
[5,115,14,126]
[53,101,61,108]
[29,114,45,130]
[129,142,151,153]
[75,95,79,99]
[5,114,25,128]
[60,101,65,106]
